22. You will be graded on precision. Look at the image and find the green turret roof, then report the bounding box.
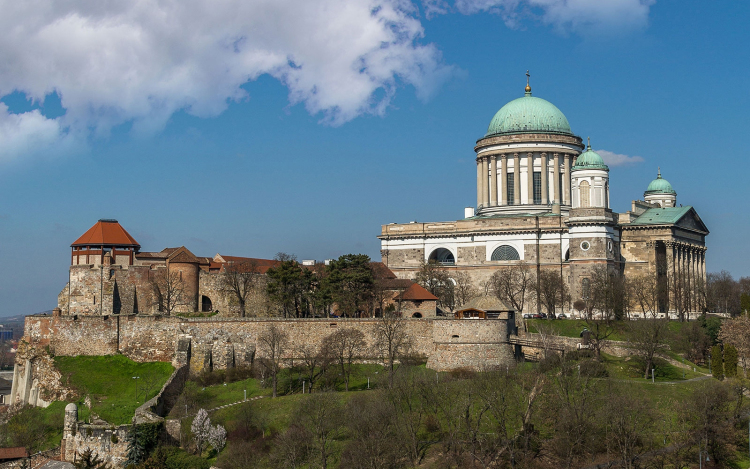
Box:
[645,169,676,194]
[572,138,609,171]
[485,85,573,137]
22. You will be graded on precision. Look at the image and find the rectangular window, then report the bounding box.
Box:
[506,173,514,205]
[559,173,564,202]
[533,171,542,205]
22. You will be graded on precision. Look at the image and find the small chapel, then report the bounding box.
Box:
[379,74,709,318]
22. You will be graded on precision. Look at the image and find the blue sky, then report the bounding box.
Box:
[1,0,748,315]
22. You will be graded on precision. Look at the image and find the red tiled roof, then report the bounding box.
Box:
[400,283,438,301]
[0,447,28,460]
[72,220,140,248]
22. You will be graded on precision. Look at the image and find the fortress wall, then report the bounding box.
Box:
[24,315,511,366]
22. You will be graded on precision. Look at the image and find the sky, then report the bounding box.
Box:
[1,0,749,316]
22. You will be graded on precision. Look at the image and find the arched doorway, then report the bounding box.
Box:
[201,296,213,312]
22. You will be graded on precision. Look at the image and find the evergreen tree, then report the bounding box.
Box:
[711,344,724,380]
[724,344,738,378]
[125,423,146,467]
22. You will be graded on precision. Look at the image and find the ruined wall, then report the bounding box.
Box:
[19,315,515,380]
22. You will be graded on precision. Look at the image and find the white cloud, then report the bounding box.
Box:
[0,103,78,162]
[0,0,455,161]
[445,0,654,34]
[596,149,644,167]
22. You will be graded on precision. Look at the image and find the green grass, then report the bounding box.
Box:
[525,318,629,341]
[54,355,174,425]
[600,353,705,381]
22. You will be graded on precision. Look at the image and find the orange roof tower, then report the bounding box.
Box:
[71,219,140,248]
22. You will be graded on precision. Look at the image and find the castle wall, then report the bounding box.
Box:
[17,314,514,406]
[197,271,278,317]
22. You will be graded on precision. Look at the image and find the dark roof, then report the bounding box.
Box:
[370,262,398,279]
[456,295,511,313]
[215,255,281,274]
[400,283,439,301]
[71,220,140,248]
[0,447,28,460]
[377,278,414,289]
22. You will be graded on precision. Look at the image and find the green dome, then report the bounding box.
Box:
[485,91,573,137]
[572,139,609,171]
[646,170,676,194]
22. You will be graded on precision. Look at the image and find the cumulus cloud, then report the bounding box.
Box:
[0,0,455,161]
[596,149,644,167]
[430,0,655,34]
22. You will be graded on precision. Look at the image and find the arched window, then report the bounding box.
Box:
[579,180,590,208]
[429,248,455,266]
[564,249,570,261]
[491,245,520,261]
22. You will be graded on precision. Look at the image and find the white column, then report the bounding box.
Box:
[541,152,548,205]
[553,153,560,205]
[490,155,498,207]
[513,153,520,205]
[501,154,508,206]
[563,154,571,205]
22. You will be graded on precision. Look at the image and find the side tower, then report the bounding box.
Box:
[473,73,584,216]
[71,219,140,266]
[567,140,620,306]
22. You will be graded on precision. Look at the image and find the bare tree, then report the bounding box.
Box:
[322,328,366,391]
[375,312,412,386]
[295,343,331,393]
[415,260,455,312]
[295,393,344,469]
[258,324,288,398]
[604,382,656,469]
[489,261,531,314]
[220,259,260,317]
[150,267,188,315]
[627,272,660,318]
[533,269,569,319]
[707,270,741,316]
[340,393,403,469]
[451,271,478,309]
[628,318,669,379]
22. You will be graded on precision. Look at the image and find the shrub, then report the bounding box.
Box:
[724,345,738,378]
[711,345,724,380]
[578,359,608,378]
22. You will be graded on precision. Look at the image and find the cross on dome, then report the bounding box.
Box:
[525,70,531,94]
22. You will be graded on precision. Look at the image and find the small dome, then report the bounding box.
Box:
[572,138,609,171]
[646,169,676,194]
[485,89,573,137]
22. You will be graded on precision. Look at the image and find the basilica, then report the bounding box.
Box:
[379,77,709,317]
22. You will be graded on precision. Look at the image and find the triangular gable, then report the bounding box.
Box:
[167,246,200,264]
[675,207,709,234]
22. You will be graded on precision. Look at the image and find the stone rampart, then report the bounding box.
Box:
[15,314,515,406]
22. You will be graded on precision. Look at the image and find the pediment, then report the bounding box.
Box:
[675,208,709,234]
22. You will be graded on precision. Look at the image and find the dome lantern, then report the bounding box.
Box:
[644,168,677,207]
